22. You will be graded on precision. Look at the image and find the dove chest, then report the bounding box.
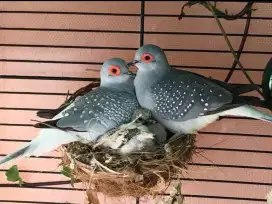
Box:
[71,89,139,125]
[134,76,155,110]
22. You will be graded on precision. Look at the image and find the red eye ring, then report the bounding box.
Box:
[141,53,154,63]
[108,65,121,76]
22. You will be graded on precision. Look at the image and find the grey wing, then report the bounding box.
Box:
[151,70,233,121]
[56,89,139,135]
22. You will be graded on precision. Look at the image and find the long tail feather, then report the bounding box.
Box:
[228,84,261,95]
[219,105,272,122]
[234,96,268,109]
[33,119,60,129]
[36,107,67,119]
[210,78,261,95]
[205,95,269,116]
[36,101,75,120]
[262,58,272,107]
[0,129,81,166]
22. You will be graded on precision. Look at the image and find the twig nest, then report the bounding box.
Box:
[60,109,196,202]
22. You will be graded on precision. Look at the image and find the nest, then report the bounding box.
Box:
[52,81,196,202]
[60,130,196,201]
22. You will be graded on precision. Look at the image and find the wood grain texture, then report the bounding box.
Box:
[145,35,272,52]
[0,188,85,203]
[0,1,141,14]
[145,17,272,35]
[0,14,140,31]
[141,196,266,204]
[145,2,272,17]
[0,30,140,48]
[167,181,269,199]
[1,1,272,204]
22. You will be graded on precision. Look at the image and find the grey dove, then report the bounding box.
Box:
[36,81,100,120]
[128,44,272,134]
[0,58,140,165]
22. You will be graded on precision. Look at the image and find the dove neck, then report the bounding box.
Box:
[101,81,135,95]
[134,65,170,109]
[136,64,170,88]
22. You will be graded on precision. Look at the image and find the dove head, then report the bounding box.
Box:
[100,58,136,93]
[127,45,172,109]
[129,44,170,76]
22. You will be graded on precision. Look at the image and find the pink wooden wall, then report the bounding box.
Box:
[0,1,272,204]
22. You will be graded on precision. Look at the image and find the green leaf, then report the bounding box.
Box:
[61,166,75,187]
[5,165,23,185]
[61,166,72,178]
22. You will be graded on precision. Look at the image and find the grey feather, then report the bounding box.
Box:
[0,58,140,166]
[57,88,139,135]
[151,69,233,121]
[36,58,140,142]
[0,145,29,165]
[130,44,272,134]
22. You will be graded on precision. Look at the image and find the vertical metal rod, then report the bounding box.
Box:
[140,1,145,46]
[137,3,145,203]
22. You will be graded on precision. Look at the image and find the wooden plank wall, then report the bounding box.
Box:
[0,1,272,204]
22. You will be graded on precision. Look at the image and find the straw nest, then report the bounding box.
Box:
[60,124,196,201]
[57,81,196,202]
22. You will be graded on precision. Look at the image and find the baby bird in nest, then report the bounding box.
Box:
[93,108,168,154]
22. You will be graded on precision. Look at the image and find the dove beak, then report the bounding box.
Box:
[127,60,140,67]
[127,60,139,76]
[126,71,136,78]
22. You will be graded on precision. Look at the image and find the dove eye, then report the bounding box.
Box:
[108,65,121,76]
[141,53,154,63]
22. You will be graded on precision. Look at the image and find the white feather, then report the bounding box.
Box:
[0,98,84,165]
[156,105,272,134]
[219,105,272,121]
[25,130,90,157]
